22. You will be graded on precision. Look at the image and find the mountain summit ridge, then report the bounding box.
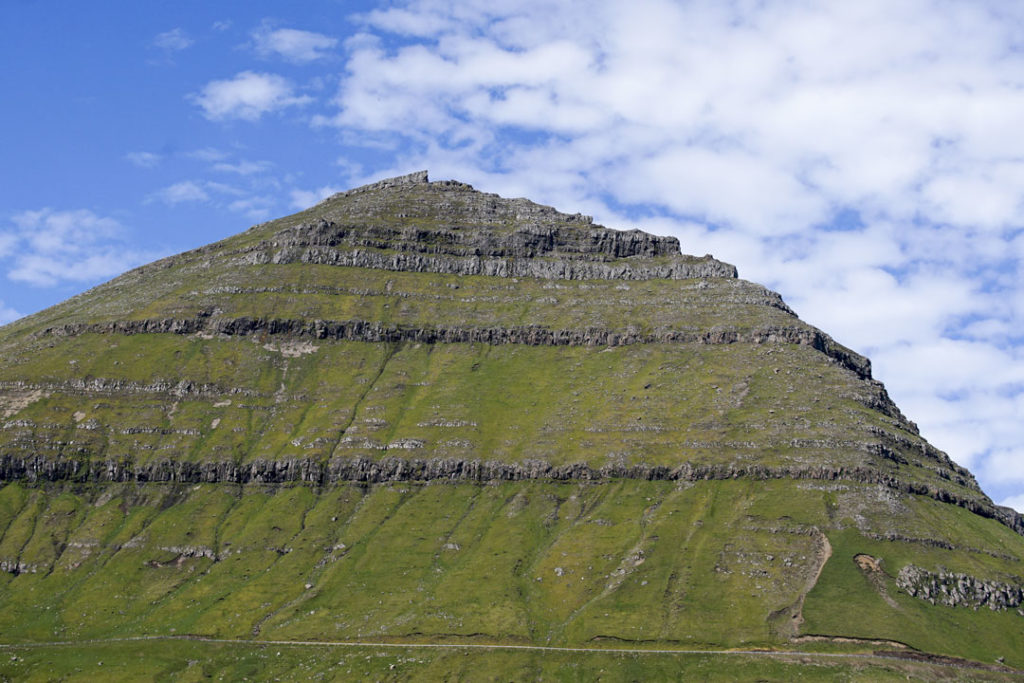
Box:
[246,170,740,281]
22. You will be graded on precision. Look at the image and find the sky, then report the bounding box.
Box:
[2,0,1024,511]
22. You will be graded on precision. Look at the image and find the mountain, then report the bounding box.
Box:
[0,171,1022,680]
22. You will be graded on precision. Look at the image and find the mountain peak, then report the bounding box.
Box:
[263,172,739,280]
[1,173,1023,673]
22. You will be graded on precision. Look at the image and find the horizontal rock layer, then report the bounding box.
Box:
[2,455,1021,537]
[242,245,738,280]
[220,171,741,280]
[39,316,872,380]
[271,218,686,260]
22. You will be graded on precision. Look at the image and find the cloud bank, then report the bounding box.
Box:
[1,209,155,288]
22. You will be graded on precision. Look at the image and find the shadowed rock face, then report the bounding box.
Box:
[1,173,1024,671]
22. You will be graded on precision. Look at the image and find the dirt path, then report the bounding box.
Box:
[0,634,1018,675]
[769,526,833,638]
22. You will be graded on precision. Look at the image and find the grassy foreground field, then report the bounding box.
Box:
[1,478,1022,677]
[0,637,1017,682]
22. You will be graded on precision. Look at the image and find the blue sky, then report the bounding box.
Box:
[3,0,1024,511]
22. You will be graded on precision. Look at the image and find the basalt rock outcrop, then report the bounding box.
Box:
[1,171,1023,672]
[897,565,1024,613]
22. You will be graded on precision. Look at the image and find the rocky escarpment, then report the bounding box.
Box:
[897,565,1024,613]
[244,243,736,281]
[271,215,682,261]
[238,170,738,281]
[2,455,1020,536]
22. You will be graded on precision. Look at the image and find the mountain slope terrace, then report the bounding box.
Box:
[1,171,1023,673]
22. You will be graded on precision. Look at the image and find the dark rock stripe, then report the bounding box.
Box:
[270,217,686,260]
[39,316,873,380]
[2,454,1021,537]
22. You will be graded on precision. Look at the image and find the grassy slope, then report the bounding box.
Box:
[0,479,1022,670]
[0,336,963,499]
[1,182,1021,678]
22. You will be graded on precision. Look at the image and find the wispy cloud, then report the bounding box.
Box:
[227,196,275,220]
[149,181,209,205]
[252,24,338,63]
[290,185,342,210]
[2,209,156,288]
[1000,493,1024,514]
[145,178,274,221]
[186,147,231,162]
[0,232,16,259]
[125,151,161,168]
[213,160,272,175]
[190,71,312,121]
[0,299,20,325]
[153,28,193,52]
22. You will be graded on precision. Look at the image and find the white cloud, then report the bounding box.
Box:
[227,196,275,220]
[150,181,209,205]
[190,71,311,121]
[1001,493,1024,514]
[186,147,230,162]
[328,0,1024,504]
[125,151,161,168]
[212,160,272,175]
[203,181,246,197]
[253,25,338,63]
[0,232,16,259]
[146,180,252,208]
[153,28,193,51]
[3,209,156,288]
[290,185,342,210]
[0,300,19,325]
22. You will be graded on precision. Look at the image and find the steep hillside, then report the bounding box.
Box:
[1,171,1022,679]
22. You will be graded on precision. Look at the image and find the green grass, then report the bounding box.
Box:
[1,179,1020,679]
[4,638,1011,682]
[0,479,1022,670]
[801,527,1024,668]
[0,336,968,501]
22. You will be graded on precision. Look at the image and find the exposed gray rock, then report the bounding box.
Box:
[248,171,739,281]
[246,245,738,281]
[897,564,1024,611]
